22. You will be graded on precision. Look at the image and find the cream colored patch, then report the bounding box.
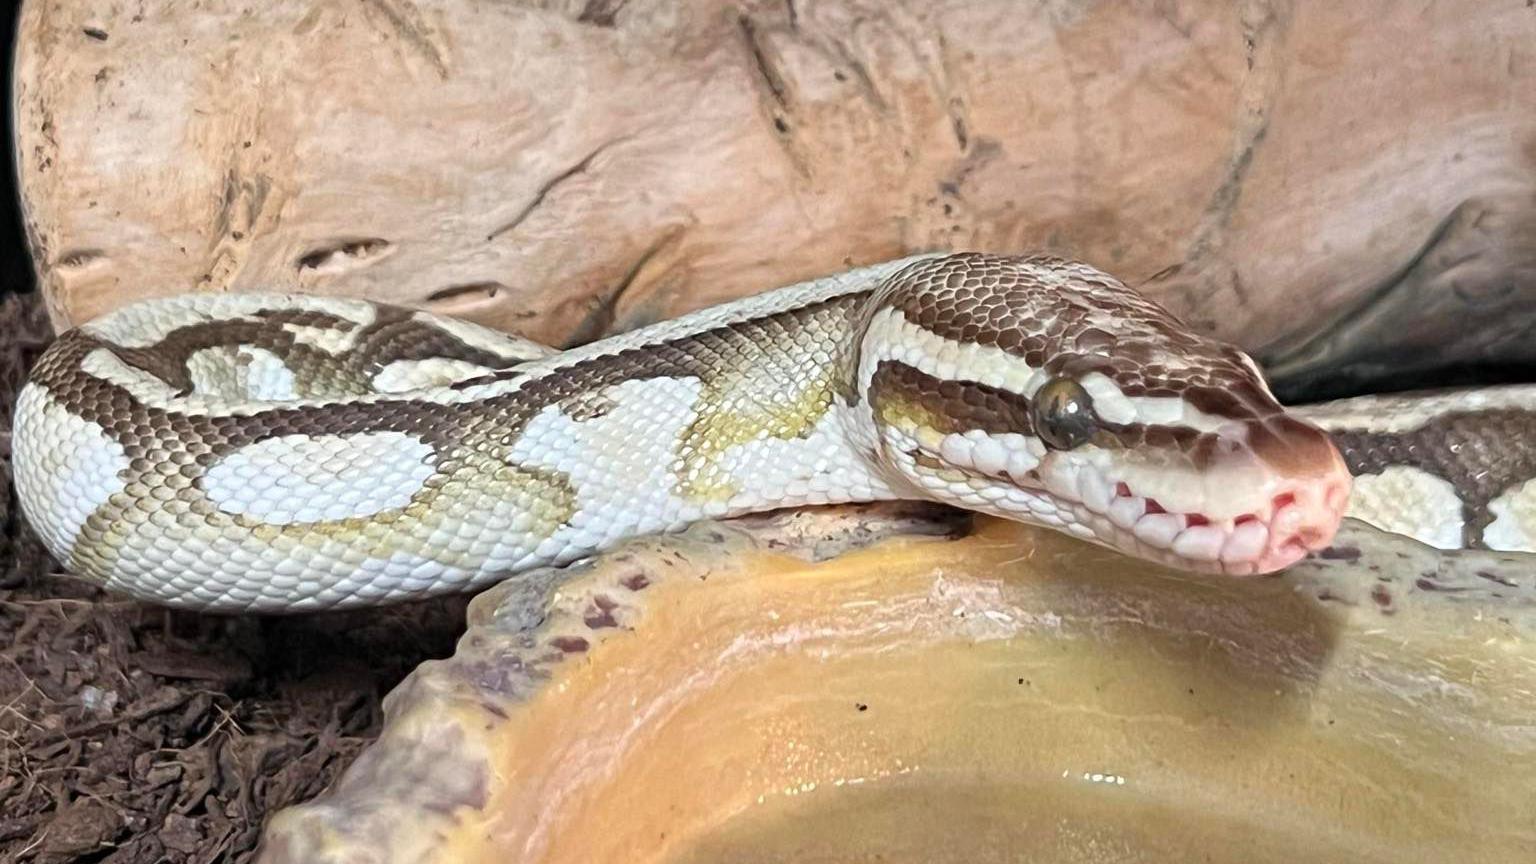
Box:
[86,344,304,410]
[1346,467,1464,549]
[716,406,893,510]
[373,357,501,392]
[509,376,709,555]
[1483,479,1536,553]
[282,322,362,354]
[186,346,298,400]
[203,432,437,524]
[935,429,1043,480]
[10,384,132,561]
[1078,370,1231,431]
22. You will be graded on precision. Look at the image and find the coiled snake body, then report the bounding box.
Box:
[13,254,1535,611]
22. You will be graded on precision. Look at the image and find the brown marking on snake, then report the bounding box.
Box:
[354,309,534,371]
[31,314,578,583]
[558,390,619,421]
[28,291,867,584]
[905,448,947,471]
[1327,408,1536,549]
[251,308,360,331]
[1244,414,1342,478]
[878,253,1276,412]
[871,359,1226,467]
[28,254,1358,599]
[870,361,1033,436]
[101,303,533,401]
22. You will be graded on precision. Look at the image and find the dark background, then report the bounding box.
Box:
[2,0,32,299]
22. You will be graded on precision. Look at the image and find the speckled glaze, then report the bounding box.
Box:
[255,508,1536,864]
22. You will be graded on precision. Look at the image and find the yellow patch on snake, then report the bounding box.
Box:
[871,390,947,450]
[1346,467,1463,549]
[675,371,838,502]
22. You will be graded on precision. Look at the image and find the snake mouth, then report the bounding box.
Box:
[911,438,1351,575]
[918,453,1349,575]
[1075,476,1351,575]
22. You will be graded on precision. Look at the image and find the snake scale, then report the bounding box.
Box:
[13,253,1536,611]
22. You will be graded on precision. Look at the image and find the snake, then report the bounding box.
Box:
[12,253,1536,612]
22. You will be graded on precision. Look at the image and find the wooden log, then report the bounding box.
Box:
[14,0,1536,388]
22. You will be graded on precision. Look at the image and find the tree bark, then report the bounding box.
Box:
[14,0,1536,388]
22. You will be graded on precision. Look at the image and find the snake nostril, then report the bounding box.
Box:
[1273,492,1297,511]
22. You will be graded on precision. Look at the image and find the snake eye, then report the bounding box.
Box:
[1032,377,1098,450]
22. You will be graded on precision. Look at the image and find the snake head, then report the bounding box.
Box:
[856,253,1351,576]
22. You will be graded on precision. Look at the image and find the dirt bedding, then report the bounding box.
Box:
[0,290,466,861]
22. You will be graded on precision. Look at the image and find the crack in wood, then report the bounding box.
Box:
[936,31,970,152]
[426,281,507,303]
[486,139,626,242]
[565,227,686,346]
[736,12,813,178]
[1182,1,1282,273]
[577,0,629,28]
[826,39,889,114]
[738,14,791,112]
[362,0,450,80]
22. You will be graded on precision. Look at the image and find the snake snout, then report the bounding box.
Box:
[1244,415,1353,573]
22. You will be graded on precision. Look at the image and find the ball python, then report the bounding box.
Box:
[12,253,1535,611]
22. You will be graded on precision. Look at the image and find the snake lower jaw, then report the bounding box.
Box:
[999,458,1353,577]
[917,451,1351,576]
[1106,471,1352,576]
